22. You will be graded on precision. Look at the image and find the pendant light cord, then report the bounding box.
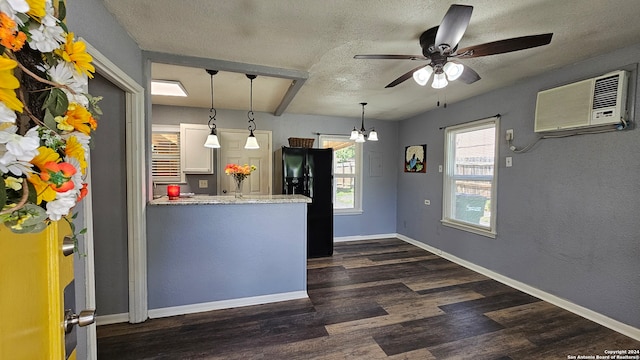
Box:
[207,70,218,131]
[247,75,256,131]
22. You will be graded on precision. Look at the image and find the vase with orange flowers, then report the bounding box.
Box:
[224,163,256,198]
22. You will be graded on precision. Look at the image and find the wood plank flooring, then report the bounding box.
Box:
[97,238,640,359]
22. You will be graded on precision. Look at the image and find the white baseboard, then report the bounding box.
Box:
[334,233,398,243]
[396,234,640,342]
[147,291,309,320]
[96,312,130,326]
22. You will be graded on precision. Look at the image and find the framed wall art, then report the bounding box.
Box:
[404,144,426,173]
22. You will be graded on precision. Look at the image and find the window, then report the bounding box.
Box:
[442,117,499,237]
[151,125,184,183]
[320,135,362,214]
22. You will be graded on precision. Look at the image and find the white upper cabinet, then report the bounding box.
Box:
[180,123,214,174]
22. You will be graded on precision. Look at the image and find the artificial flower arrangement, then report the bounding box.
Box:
[224,163,257,183]
[0,0,101,234]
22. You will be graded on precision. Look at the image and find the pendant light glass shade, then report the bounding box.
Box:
[412,66,433,86]
[244,130,260,149]
[350,127,359,140]
[356,133,365,143]
[368,129,378,141]
[204,131,220,148]
[443,62,464,81]
[431,72,448,89]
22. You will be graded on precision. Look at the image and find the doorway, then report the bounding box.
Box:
[217,129,273,195]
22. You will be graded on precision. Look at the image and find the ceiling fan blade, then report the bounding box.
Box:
[458,65,481,84]
[385,64,428,88]
[435,5,473,52]
[455,33,553,58]
[354,54,427,60]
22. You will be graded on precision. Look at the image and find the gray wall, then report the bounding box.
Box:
[152,105,399,237]
[66,0,143,355]
[396,42,640,329]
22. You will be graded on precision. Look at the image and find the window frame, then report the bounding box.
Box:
[319,135,363,215]
[441,117,499,238]
[151,124,185,184]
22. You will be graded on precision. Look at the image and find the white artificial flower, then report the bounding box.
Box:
[0,0,29,22]
[29,22,65,52]
[28,1,64,52]
[46,191,77,221]
[0,102,17,123]
[0,150,33,176]
[0,125,39,161]
[45,62,89,106]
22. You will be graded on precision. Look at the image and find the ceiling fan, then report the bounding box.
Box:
[354,4,553,89]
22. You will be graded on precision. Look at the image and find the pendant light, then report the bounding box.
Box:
[351,102,378,143]
[203,69,221,148]
[244,74,260,150]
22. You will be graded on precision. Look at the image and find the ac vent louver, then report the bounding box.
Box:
[593,75,620,110]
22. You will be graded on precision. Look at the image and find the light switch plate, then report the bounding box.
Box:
[506,157,513,167]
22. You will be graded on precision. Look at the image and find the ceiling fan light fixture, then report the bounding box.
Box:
[432,72,448,89]
[444,62,464,81]
[412,66,433,86]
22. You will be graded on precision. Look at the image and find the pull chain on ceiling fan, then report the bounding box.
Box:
[354,4,553,89]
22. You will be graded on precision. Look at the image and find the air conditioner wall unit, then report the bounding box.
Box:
[534,70,629,132]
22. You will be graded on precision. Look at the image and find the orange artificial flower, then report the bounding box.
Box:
[63,103,98,135]
[0,12,27,51]
[77,183,88,201]
[39,161,77,192]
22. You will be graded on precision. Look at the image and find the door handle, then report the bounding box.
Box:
[63,309,96,334]
[62,236,74,256]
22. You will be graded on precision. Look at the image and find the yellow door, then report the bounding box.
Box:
[0,221,77,359]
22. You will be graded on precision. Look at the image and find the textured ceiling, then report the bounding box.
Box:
[103,0,640,121]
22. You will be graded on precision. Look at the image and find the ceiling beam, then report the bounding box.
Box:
[143,51,308,116]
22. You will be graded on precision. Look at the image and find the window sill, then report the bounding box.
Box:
[441,220,496,238]
[334,209,363,216]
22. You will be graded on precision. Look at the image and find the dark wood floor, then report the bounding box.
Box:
[97,238,639,359]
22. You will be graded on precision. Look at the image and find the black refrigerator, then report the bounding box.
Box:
[274,146,333,258]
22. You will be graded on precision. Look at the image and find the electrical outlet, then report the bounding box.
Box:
[198,179,208,188]
[438,165,443,173]
[505,129,514,141]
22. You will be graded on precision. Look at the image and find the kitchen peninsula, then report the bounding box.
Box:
[146,194,311,318]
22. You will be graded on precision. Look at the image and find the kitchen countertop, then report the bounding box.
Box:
[149,194,311,206]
